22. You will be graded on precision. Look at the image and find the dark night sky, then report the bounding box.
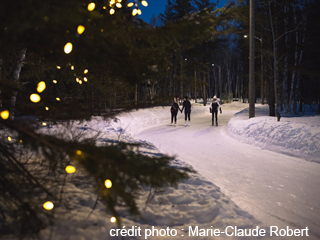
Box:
[140,0,230,23]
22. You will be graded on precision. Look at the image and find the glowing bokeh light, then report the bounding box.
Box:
[104,179,112,188]
[45,107,49,110]
[110,217,116,223]
[56,97,60,101]
[76,150,82,155]
[137,9,142,15]
[53,80,57,84]
[8,136,11,141]
[65,165,76,174]
[30,94,41,103]
[0,110,9,120]
[42,122,47,126]
[64,42,73,54]
[71,65,74,70]
[141,0,148,7]
[132,9,138,16]
[84,69,88,74]
[127,2,134,7]
[87,2,96,11]
[43,201,54,210]
[37,81,46,93]
[77,25,85,35]
[57,66,61,69]
[116,3,122,8]
[110,8,115,15]
[84,77,88,82]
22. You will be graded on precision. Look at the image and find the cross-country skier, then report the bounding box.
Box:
[181,96,191,126]
[210,96,222,126]
[170,97,181,125]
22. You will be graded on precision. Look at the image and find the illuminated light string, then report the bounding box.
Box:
[43,201,54,210]
[65,165,76,174]
[110,217,116,223]
[37,81,46,93]
[105,179,112,188]
[8,136,11,141]
[0,110,9,120]
[30,93,41,103]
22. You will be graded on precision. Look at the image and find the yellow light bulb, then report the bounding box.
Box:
[127,2,134,7]
[101,29,104,32]
[116,3,122,8]
[77,25,85,35]
[104,179,112,188]
[43,201,54,210]
[110,0,115,4]
[57,66,61,69]
[56,97,60,101]
[87,2,96,11]
[53,80,57,84]
[118,0,122,2]
[42,122,47,126]
[64,42,73,54]
[65,165,76,174]
[141,0,148,7]
[132,9,137,16]
[45,107,49,110]
[137,9,142,15]
[84,69,88,74]
[103,6,107,9]
[110,217,116,223]
[76,78,79,82]
[0,110,9,120]
[30,94,41,103]
[71,65,74,70]
[8,136,11,141]
[76,150,82,155]
[79,80,82,84]
[110,8,115,15]
[84,77,87,82]
[37,81,46,93]
[20,140,23,143]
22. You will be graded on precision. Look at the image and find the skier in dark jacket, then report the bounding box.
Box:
[181,96,191,126]
[170,97,181,125]
[210,96,222,126]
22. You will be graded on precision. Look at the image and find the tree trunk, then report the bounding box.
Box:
[203,73,207,106]
[194,71,197,103]
[10,48,27,120]
[249,0,255,118]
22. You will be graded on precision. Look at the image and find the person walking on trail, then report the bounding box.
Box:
[210,96,222,126]
[170,97,181,125]
[181,96,191,127]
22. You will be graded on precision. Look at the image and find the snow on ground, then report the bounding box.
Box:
[227,104,320,163]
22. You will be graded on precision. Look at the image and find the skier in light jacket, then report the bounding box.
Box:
[210,96,222,126]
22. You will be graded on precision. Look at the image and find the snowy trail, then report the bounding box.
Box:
[136,109,320,240]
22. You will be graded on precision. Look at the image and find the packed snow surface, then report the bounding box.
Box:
[3,102,320,240]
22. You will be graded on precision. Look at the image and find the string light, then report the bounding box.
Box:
[30,94,41,103]
[110,217,116,223]
[79,80,82,84]
[64,42,73,54]
[77,25,85,35]
[57,66,61,69]
[8,136,11,141]
[132,9,138,16]
[45,107,49,110]
[65,165,76,174]
[141,0,148,7]
[56,97,60,101]
[103,6,107,9]
[0,110,9,120]
[43,201,54,210]
[76,78,79,82]
[71,65,74,70]
[127,2,134,7]
[84,77,88,82]
[137,9,142,15]
[84,69,88,74]
[53,80,57,84]
[116,3,122,8]
[104,179,112,188]
[37,81,46,93]
[110,9,115,15]
[87,2,96,11]
[76,150,82,155]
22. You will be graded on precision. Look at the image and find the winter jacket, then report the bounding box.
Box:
[210,100,222,113]
[171,101,180,113]
[181,100,191,113]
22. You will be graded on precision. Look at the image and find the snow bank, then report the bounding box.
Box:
[227,104,320,163]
